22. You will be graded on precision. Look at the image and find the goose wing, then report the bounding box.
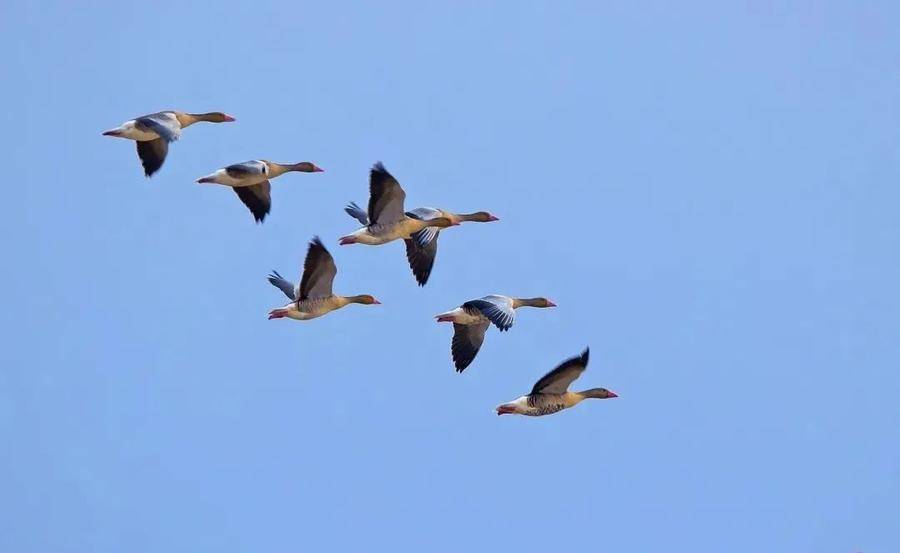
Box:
[135,139,168,177]
[344,201,370,225]
[531,348,590,395]
[298,237,337,301]
[135,112,181,142]
[451,321,490,373]
[367,162,406,225]
[461,295,515,331]
[233,181,271,223]
[267,270,297,301]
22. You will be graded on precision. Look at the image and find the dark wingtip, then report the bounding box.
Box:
[372,161,387,173]
[581,347,590,366]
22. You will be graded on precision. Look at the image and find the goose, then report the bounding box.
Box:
[435,294,556,372]
[267,236,380,321]
[103,110,235,176]
[197,160,324,223]
[344,202,498,286]
[338,163,458,251]
[496,348,617,416]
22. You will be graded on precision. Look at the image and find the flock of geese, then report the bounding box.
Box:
[103,109,619,417]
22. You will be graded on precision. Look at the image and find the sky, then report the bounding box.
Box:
[1,1,898,551]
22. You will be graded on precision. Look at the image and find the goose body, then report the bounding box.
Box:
[103,110,235,176]
[339,162,457,248]
[267,237,380,321]
[496,348,618,417]
[344,202,498,285]
[436,294,556,372]
[197,160,323,223]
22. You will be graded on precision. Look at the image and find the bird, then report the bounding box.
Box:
[267,236,381,321]
[338,163,458,252]
[196,160,324,223]
[435,295,556,372]
[344,202,498,286]
[103,110,235,177]
[496,348,618,416]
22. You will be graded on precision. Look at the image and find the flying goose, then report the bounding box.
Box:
[103,110,235,176]
[344,202,498,286]
[435,294,556,372]
[496,348,617,416]
[197,160,324,223]
[338,163,458,252]
[267,236,380,321]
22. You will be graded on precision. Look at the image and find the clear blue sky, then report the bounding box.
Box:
[2,1,898,551]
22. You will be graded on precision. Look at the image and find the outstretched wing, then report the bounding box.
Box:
[233,181,271,223]
[461,295,515,331]
[531,348,590,395]
[135,139,169,177]
[404,234,438,286]
[344,201,369,225]
[451,321,490,373]
[368,162,406,225]
[298,237,337,301]
[267,270,297,300]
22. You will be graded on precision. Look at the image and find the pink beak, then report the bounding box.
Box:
[222,114,236,122]
[102,130,121,137]
[436,316,455,323]
[372,299,382,305]
[488,214,500,222]
[268,309,287,320]
[496,405,516,415]
[546,300,557,307]
[338,236,356,245]
[312,165,325,172]
[607,391,619,398]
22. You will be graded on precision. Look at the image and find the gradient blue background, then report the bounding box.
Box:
[2,1,898,551]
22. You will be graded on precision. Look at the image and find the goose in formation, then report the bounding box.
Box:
[435,294,556,372]
[338,163,459,256]
[267,236,381,321]
[496,348,618,416]
[103,110,235,176]
[197,160,324,223]
[344,202,498,286]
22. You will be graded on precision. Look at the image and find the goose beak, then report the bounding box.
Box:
[372,299,382,305]
[222,114,236,122]
[607,391,619,398]
[435,316,454,323]
[546,300,557,307]
[488,214,500,222]
[102,129,121,137]
[496,405,516,415]
[312,165,325,172]
[338,236,356,245]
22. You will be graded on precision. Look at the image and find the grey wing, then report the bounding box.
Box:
[225,160,267,178]
[135,113,181,142]
[344,201,369,225]
[368,162,407,225]
[406,207,442,248]
[404,233,438,286]
[461,296,515,331]
[451,321,489,373]
[298,237,337,300]
[267,270,297,300]
[233,180,271,223]
[531,348,590,395]
[135,138,168,177]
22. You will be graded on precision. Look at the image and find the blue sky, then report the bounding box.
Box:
[2,1,898,551]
